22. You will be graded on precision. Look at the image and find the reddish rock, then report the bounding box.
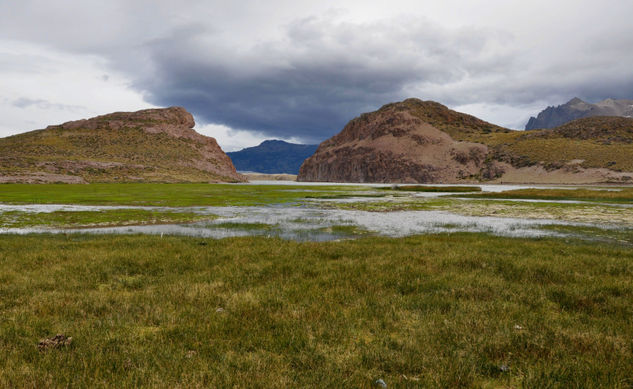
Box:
[0,107,245,183]
[298,99,633,184]
[298,99,502,183]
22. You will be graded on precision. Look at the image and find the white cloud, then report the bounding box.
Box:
[0,39,153,137]
[452,102,551,130]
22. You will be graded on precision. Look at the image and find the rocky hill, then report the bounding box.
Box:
[0,107,245,183]
[227,140,318,174]
[298,99,633,184]
[525,97,633,130]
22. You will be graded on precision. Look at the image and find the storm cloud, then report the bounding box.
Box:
[134,17,516,141]
[1,0,633,146]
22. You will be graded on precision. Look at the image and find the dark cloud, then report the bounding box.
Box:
[2,1,633,140]
[132,17,514,142]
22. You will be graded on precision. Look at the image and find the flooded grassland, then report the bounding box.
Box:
[1,183,633,387]
[1,182,633,243]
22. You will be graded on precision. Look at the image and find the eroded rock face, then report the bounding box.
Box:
[298,100,502,183]
[51,107,197,133]
[0,107,245,183]
[298,98,633,184]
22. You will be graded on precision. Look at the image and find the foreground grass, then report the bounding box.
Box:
[541,224,633,246]
[1,234,632,387]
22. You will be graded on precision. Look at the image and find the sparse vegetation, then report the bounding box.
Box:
[401,100,633,173]
[0,107,243,183]
[0,127,219,182]
[386,185,482,192]
[462,187,633,203]
[213,222,275,231]
[0,209,215,229]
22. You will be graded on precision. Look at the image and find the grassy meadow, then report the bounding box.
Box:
[1,183,633,387]
[0,183,370,207]
[1,233,632,388]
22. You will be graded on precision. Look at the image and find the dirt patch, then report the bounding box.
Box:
[38,334,73,351]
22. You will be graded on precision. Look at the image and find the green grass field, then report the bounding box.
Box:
[1,183,632,208]
[0,183,369,207]
[1,234,632,388]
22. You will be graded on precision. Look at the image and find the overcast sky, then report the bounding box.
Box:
[1,0,632,151]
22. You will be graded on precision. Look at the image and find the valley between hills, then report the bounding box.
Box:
[2,182,633,387]
[2,98,633,185]
[2,99,633,388]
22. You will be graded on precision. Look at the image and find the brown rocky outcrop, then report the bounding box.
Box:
[298,99,633,184]
[0,107,245,183]
[298,99,504,183]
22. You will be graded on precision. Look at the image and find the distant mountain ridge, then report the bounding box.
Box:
[525,97,633,130]
[227,140,318,174]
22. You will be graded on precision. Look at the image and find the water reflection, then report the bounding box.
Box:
[1,204,583,241]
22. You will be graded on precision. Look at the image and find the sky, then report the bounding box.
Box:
[1,0,632,151]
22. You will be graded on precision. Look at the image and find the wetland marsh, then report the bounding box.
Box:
[1,182,633,387]
[1,182,632,243]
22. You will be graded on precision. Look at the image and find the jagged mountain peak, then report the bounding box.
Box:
[526,97,633,130]
[567,97,585,105]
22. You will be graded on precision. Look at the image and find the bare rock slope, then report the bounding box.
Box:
[298,99,507,183]
[298,99,633,184]
[0,107,245,183]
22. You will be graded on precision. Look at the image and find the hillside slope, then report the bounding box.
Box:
[501,116,633,173]
[227,140,318,174]
[0,107,245,183]
[298,99,633,184]
[525,97,633,130]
